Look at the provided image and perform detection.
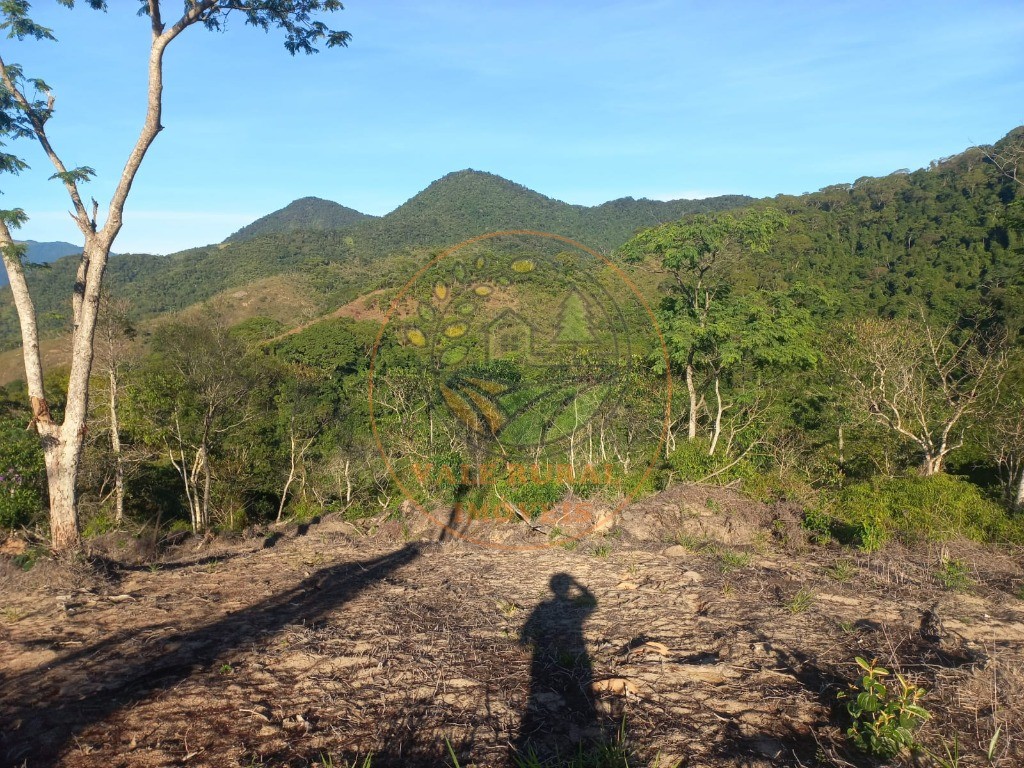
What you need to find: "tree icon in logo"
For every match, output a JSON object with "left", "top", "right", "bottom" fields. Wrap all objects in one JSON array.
[{"left": 368, "top": 230, "right": 670, "bottom": 548}]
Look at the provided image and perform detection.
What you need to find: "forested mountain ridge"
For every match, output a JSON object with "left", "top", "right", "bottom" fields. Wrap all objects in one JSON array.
[
  {"left": 755, "top": 127, "right": 1023, "bottom": 334},
  {"left": 1, "top": 131, "right": 1021, "bottom": 358},
  {"left": 344, "top": 169, "right": 753, "bottom": 255},
  {"left": 0, "top": 171, "right": 752, "bottom": 351},
  {"left": 225, "top": 196, "right": 375, "bottom": 243}
]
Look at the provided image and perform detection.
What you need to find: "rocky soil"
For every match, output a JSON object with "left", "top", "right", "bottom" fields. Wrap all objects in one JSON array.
[{"left": 2, "top": 484, "right": 1023, "bottom": 768}]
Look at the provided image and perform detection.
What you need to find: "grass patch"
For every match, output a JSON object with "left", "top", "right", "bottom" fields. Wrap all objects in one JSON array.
[
  {"left": 508, "top": 719, "right": 681, "bottom": 768},
  {"left": 715, "top": 548, "right": 752, "bottom": 573},
  {"left": 827, "top": 559, "right": 856, "bottom": 583},
  {"left": 2, "top": 606, "right": 25, "bottom": 623},
  {"left": 787, "top": 587, "right": 815, "bottom": 614},
  {"left": 671, "top": 531, "right": 708, "bottom": 550}
]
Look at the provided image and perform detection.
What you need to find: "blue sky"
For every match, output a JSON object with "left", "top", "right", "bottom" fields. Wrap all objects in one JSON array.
[{"left": 2, "top": 0, "right": 1023, "bottom": 254}]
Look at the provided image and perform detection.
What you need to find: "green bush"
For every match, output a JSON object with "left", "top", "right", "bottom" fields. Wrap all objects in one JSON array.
[
  {"left": 82, "top": 510, "right": 118, "bottom": 538},
  {"left": 743, "top": 467, "right": 817, "bottom": 505},
  {"left": 666, "top": 439, "right": 719, "bottom": 480},
  {"left": 496, "top": 479, "right": 563, "bottom": 519},
  {"left": 287, "top": 498, "right": 321, "bottom": 523},
  {"left": 801, "top": 505, "right": 834, "bottom": 544},
  {"left": 935, "top": 558, "right": 973, "bottom": 591},
  {"left": 666, "top": 440, "right": 767, "bottom": 491},
  {"left": 0, "top": 423, "right": 46, "bottom": 530},
  {"left": 818, "top": 474, "right": 1024, "bottom": 549}
]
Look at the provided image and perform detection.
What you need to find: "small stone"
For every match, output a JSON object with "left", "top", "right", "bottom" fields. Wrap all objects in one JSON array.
[
  {"left": 753, "top": 738, "right": 783, "bottom": 759},
  {"left": 663, "top": 545, "right": 688, "bottom": 557}
]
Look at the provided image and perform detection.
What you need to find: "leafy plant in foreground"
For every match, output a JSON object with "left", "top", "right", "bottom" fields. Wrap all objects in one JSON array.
[{"left": 838, "top": 656, "right": 930, "bottom": 759}]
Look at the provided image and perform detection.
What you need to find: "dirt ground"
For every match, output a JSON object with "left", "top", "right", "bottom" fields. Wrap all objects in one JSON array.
[{"left": 2, "top": 484, "right": 1023, "bottom": 768}]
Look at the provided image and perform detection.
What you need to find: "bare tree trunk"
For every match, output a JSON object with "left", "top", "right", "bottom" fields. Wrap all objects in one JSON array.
[
  {"left": 109, "top": 369, "right": 125, "bottom": 523},
  {"left": 685, "top": 362, "right": 698, "bottom": 440},
  {"left": 278, "top": 431, "right": 298, "bottom": 523},
  {"left": 278, "top": 427, "right": 316, "bottom": 522},
  {"left": 200, "top": 444, "right": 211, "bottom": 532},
  {"left": 921, "top": 453, "right": 943, "bottom": 476},
  {"left": 1, "top": 231, "right": 82, "bottom": 550},
  {"left": 709, "top": 376, "right": 724, "bottom": 455},
  {"left": 1015, "top": 471, "right": 1024, "bottom": 510},
  {"left": 43, "top": 440, "right": 80, "bottom": 553}
]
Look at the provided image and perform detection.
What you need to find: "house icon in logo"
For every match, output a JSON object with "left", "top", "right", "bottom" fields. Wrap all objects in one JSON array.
[
  {"left": 485, "top": 289, "right": 598, "bottom": 364},
  {"left": 486, "top": 309, "right": 534, "bottom": 361}
]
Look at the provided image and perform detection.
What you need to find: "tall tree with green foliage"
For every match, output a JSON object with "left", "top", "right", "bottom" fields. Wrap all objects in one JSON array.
[
  {"left": 0, "top": 1, "right": 349, "bottom": 551},
  {"left": 129, "top": 322, "right": 258, "bottom": 533},
  {"left": 621, "top": 207, "right": 789, "bottom": 449}
]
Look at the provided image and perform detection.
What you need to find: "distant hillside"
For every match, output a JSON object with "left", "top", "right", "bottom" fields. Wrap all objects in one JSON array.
[
  {"left": 0, "top": 172, "right": 753, "bottom": 350},
  {"left": 0, "top": 240, "right": 80, "bottom": 287},
  {"left": 616, "top": 127, "right": 1024, "bottom": 339},
  {"left": 345, "top": 169, "right": 752, "bottom": 256},
  {"left": 226, "top": 197, "right": 374, "bottom": 243},
  {"left": 7, "top": 127, "right": 1021, "bottom": 358}
]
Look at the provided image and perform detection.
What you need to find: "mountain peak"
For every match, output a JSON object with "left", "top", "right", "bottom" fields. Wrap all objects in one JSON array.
[{"left": 226, "top": 197, "right": 374, "bottom": 243}]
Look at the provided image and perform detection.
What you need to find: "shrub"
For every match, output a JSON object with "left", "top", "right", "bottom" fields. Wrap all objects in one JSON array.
[
  {"left": 0, "top": 422, "right": 46, "bottom": 530},
  {"left": 495, "top": 479, "right": 562, "bottom": 519},
  {"left": 801, "top": 506, "right": 833, "bottom": 544},
  {"left": 666, "top": 439, "right": 719, "bottom": 480},
  {"left": 815, "top": 474, "right": 1024, "bottom": 549},
  {"left": 82, "top": 511, "right": 118, "bottom": 538},
  {"left": 935, "top": 558, "right": 973, "bottom": 591},
  {"left": 744, "top": 467, "right": 817, "bottom": 505}
]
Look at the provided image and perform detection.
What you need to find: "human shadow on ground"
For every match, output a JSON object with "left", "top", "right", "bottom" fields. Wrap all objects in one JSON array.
[
  {"left": 0, "top": 543, "right": 421, "bottom": 766},
  {"left": 512, "top": 572, "right": 611, "bottom": 765},
  {"left": 266, "top": 572, "right": 623, "bottom": 768}
]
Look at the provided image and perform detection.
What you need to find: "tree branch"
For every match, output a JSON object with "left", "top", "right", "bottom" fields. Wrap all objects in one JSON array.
[{"left": 0, "top": 54, "right": 91, "bottom": 233}]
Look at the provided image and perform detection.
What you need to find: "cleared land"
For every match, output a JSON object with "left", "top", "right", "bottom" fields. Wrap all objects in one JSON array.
[{"left": 2, "top": 485, "right": 1023, "bottom": 767}]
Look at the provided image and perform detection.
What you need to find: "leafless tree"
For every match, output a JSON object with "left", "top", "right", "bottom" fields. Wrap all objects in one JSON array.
[
  {"left": 93, "top": 296, "right": 136, "bottom": 523},
  {"left": 840, "top": 316, "right": 1005, "bottom": 476}
]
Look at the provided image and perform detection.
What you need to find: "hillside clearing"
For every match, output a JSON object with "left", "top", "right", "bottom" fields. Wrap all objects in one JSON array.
[{"left": 2, "top": 485, "right": 1022, "bottom": 767}]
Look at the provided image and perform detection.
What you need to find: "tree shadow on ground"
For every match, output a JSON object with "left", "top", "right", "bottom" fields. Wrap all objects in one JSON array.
[
  {"left": 86, "top": 551, "right": 245, "bottom": 577},
  {"left": 0, "top": 543, "right": 421, "bottom": 766}
]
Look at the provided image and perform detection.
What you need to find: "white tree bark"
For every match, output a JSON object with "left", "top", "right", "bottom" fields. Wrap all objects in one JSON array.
[
  {"left": 709, "top": 376, "right": 725, "bottom": 455},
  {"left": 841, "top": 316, "right": 1004, "bottom": 479},
  {"left": 685, "top": 361, "right": 698, "bottom": 441},
  {"left": 0, "top": 3, "right": 214, "bottom": 551},
  {"left": 109, "top": 367, "right": 125, "bottom": 523}
]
